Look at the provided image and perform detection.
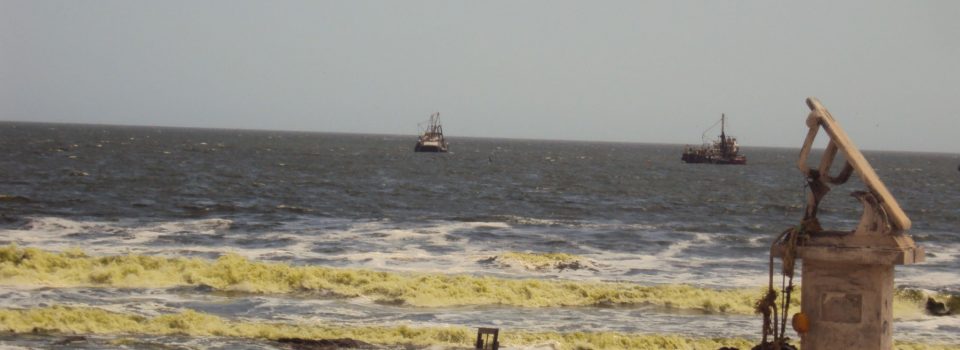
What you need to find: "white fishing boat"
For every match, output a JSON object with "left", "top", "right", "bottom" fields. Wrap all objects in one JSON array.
[{"left": 414, "top": 112, "right": 448, "bottom": 153}]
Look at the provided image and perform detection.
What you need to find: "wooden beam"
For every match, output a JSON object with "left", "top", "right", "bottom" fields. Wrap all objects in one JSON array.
[{"left": 804, "top": 97, "right": 911, "bottom": 231}]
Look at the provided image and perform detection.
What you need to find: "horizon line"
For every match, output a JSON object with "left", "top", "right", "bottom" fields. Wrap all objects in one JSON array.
[{"left": 1, "top": 119, "right": 954, "bottom": 156}]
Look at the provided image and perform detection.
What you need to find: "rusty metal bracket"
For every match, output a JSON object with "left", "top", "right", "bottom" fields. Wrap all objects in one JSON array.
[{"left": 797, "top": 97, "right": 911, "bottom": 233}]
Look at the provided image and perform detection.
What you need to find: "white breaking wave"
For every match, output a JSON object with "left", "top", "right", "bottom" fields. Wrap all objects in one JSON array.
[{"left": 2, "top": 216, "right": 956, "bottom": 291}]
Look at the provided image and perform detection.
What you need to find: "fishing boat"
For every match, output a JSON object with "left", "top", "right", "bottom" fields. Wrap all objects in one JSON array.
[
  {"left": 681, "top": 114, "right": 746, "bottom": 165},
  {"left": 414, "top": 112, "right": 448, "bottom": 152}
]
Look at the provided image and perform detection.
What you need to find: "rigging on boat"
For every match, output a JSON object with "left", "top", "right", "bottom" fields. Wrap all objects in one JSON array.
[{"left": 681, "top": 114, "right": 746, "bottom": 165}]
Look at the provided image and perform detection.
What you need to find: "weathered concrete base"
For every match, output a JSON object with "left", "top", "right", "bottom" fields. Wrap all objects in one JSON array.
[
  {"left": 771, "top": 228, "right": 924, "bottom": 350},
  {"left": 800, "top": 260, "right": 893, "bottom": 350}
]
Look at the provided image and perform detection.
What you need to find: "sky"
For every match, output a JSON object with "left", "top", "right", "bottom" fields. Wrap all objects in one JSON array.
[{"left": 1, "top": 1, "right": 958, "bottom": 153}]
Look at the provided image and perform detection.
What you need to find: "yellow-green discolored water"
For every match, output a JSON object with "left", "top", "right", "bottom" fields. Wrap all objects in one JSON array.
[
  {"left": 1, "top": 245, "right": 950, "bottom": 317},
  {"left": 498, "top": 252, "right": 590, "bottom": 270},
  {"left": 500, "top": 252, "right": 582, "bottom": 264},
  {"left": 0, "top": 245, "right": 773, "bottom": 313},
  {"left": 0, "top": 306, "right": 753, "bottom": 349},
  {"left": 0, "top": 306, "right": 956, "bottom": 350}
]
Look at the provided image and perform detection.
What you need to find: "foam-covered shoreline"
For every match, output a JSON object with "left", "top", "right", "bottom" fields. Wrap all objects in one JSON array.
[
  {"left": 0, "top": 305, "right": 756, "bottom": 349},
  {"left": 1, "top": 245, "right": 952, "bottom": 319},
  {"left": 0, "top": 245, "right": 780, "bottom": 314},
  {"left": 6, "top": 215, "right": 958, "bottom": 295},
  {"left": 0, "top": 306, "right": 956, "bottom": 350}
]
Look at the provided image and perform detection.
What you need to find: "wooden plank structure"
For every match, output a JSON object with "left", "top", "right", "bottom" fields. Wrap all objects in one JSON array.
[
  {"left": 797, "top": 97, "right": 910, "bottom": 232},
  {"left": 475, "top": 328, "right": 499, "bottom": 350}
]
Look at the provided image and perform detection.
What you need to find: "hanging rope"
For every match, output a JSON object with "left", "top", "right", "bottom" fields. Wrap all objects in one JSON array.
[
  {"left": 753, "top": 222, "right": 808, "bottom": 350},
  {"left": 701, "top": 118, "right": 724, "bottom": 144}
]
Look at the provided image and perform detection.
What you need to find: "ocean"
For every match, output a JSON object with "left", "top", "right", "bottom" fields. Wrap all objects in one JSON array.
[{"left": 0, "top": 121, "right": 958, "bottom": 349}]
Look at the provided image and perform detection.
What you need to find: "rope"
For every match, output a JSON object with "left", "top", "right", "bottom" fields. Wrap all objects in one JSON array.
[
  {"left": 756, "top": 224, "right": 806, "bottom": 349},
  {"left": 701, "top": 118, "right": 724, "bottom": 143}
]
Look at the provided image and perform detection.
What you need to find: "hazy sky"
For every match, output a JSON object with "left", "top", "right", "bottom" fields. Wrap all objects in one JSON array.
[{"left": 2, "top": 1, "right": 958, "bottom": 152}]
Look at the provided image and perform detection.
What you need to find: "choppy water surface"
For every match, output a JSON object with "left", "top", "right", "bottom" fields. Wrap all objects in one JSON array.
[{"left": 1, "top": 122, "right": 958, "bottom": 348}]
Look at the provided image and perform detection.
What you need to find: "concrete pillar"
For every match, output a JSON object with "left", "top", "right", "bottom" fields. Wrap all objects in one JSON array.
[
  {"left": 801, "top": 260, "right": 893, "bottom": 349},
  {"left": 785, "top": 229, "right": 923, "bottom": 350}
]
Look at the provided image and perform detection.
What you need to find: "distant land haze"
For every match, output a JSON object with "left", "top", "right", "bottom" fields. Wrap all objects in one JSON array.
[{"left": 1, "top": 1, "right": 958, "bottom": 153}]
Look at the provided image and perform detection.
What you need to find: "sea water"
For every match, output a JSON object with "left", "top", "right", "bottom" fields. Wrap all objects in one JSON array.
[{"left": 0, "top": 122, "right": 958, "bottom": 349}]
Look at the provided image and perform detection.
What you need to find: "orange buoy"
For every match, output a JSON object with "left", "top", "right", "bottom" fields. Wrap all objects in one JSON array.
[{"left": 792, "top": 312, "right": 809, "bottom": 335}]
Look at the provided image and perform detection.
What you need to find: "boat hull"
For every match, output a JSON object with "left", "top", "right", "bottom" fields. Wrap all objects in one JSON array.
[
  {"left": 415, "top": 142, "right": 447, "bottom": 153},
  {"left": 681, "top": 153, "right": 746, "bottom": 165}
]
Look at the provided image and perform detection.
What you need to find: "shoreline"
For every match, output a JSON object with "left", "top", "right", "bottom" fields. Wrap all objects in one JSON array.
[{"left": 0, "top": 306, "right": 956, "bottom": 350}]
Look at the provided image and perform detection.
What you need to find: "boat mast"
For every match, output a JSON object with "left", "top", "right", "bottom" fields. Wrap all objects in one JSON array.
[
  {"left": 720, "top": 113, "right": 727, "bottom": 156},
  {"left": 434, "top": 112, "right": 443, "bottom": 143}
]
